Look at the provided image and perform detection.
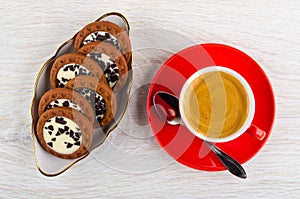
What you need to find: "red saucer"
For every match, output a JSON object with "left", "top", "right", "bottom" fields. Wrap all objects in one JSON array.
[{"left": 147, "top": 43, "right": 275, "bottom": 171}]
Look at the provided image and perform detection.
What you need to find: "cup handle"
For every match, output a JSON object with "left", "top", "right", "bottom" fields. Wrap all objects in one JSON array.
[{"left": 246, "top": 124, "right": 266, "bottom": 141}]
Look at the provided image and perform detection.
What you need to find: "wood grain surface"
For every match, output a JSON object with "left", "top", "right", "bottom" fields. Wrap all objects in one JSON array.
[{"left": 0, "top": 0, "right": 299, "bottom": 198}]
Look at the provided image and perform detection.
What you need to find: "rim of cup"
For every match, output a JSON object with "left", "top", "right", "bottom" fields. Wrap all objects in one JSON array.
[{"left": 179, "top": 66, "right": 255, "bottom": 143}]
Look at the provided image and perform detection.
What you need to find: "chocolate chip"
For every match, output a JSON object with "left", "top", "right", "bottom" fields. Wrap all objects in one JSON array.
[
  {"left": 63, "top": 67, "right": 68, "bottom": 71},
  {"left": 113, "top": 67, "right": 119, "bottom": 73},
  {"left": 74, "top": 132, "right": 79, "bottom": 138},
  {"left": 56, "top": 79, "right": 61, "bottom": 86},
  {"left": 104, "top": 68, "right": 111, "bottom": 74},
  {"left": 66, "top": 143, "right": 73, "bottom": 148},
  {"left": 96, "top": 109, "right": 105, "bottom": 115},
  {"left": 51, "top": 138, "right": 56, "bottom": 142},
  {"left": 58, "top": 83, "right": 64, "bottom": 88},
  {"left": 70, "top": 130, "right": 74, "bottom": 138},
  {"left": 47, "top": 142, "right": 53, "bottom": 147},
  {"left": 62, "top": 77, "right": 69, "bottom": 83},
  {"left": 58, "top": 127, "right": 64, "bottom": 134},
  {"left": 74, "top": 142, "right": 80, "bottom": 146},
  {"left": 55, "top": 117, "right": 67, "bottom": 125},
  {"left": 48, "top": 125, "right": 54, "bottom": 131},
  {"left": 96, "top": 33, "right": 110, "bottom": 41},
  {"left": 64, "top": 126, "right": 69, "bottom": 131},
  {"left": 96, "top": 101, "right": 106, "bottom": 110},
  {"left": 62, "top": 101, "right": 69, "bottom": 107},
  {"left": 48, "top": 131, "right": 52, "bottom": 135},
  {"left": 110, "top": 74, "right": 119, "bottom": 82},
  {"left": 70, "top": 65, "right": 75, "bottom": 71}
]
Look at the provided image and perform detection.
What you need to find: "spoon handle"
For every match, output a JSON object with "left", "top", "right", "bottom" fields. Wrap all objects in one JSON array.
[{"left": 205, "top": 142, "right": 247, "bottom": 179}]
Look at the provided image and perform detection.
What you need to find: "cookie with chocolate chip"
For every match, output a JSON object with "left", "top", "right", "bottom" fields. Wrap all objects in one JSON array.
[
  {"left": 74, "top": 21, "right": 131, "bottom": 64},
  {"left": 65, "top": 76, "right": 117, "bottom": 127},
  {"left": 36, "top": 108, "right": 93, "bottom": 159},
  {"left": 50, "top": 53, "right": 106, "bottom": 88},
  {"left": 78, "top": 41, "right": 128, "bottom": 91},
  {"left": 38, "top": 88, "right": 94, "bottom": 122}
]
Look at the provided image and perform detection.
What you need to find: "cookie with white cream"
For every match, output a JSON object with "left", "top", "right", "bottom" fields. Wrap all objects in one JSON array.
[
  {"left": 74, "top": 21, "right": 131, "bottom": 64},
  {"left": 38, "top": 88, "right": 95, "bottom": 122},
  {"left": 78, "top": 41, "right": 128, "bottom": 91},
  {"left": 50, "top": 53, "right": 106, "bottom": 88},
  {"left": 65, "top": 76, "right": 117, "bottom": 127},
  {"left": 36, "top": 108, "right": 93, "bottom": 159}
]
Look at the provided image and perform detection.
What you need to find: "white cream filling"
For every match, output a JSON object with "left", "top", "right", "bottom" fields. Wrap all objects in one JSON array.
[
  {"left": 83, "top": 31, "right": 121, "bottom": 51},
  {"left": 56, "top": 63, "right": 91, "bottom": 87},
  {"left": 43, "top": 116, "right": 82, "bottom": 155},
  {"left": 46, "top": 99, "right": 84, "bottom": 113}
]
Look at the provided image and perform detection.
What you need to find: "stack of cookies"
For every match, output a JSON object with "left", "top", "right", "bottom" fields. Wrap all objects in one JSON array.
[{"left": 36, "top": 21, "right": 131, "bottom": 159}]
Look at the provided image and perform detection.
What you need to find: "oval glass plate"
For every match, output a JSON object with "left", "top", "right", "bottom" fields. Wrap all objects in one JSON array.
[{"left": 30, "top": 12, "right": 133, "bottom": 176}]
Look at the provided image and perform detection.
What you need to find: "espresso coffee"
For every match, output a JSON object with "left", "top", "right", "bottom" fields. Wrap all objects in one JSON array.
[{"left": 183, "top": 71, "right": 249, "bottom": 139}]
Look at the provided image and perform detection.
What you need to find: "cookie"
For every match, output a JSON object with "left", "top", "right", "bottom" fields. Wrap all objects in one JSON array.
[
  {"left": 50, "top": 53, "right": 106, "bottom": 88},
  {"left": 64, "top": 76, "right": 117, "bottom": 127},
  {"left": 36, "top": 108, "right": 93, "bottom": 159},
  {"left": 38, "top": 88, "right": 95, "bottom": 122},
  {"left": 74, "top": 21, "right": 131, "bottom": 64},
  {"left": 78, "top": 41, "right": 128, "bottom": 91}
]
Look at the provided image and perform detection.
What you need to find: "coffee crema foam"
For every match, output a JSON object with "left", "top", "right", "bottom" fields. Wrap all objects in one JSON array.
[{"left": 183, "top": 71, "right": 249, "bottom": 139}]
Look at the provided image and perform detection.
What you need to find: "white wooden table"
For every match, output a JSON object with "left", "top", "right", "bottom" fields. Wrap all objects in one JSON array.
[{"left": 1, "top": 0, "right": 299, "bottom": 198}]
